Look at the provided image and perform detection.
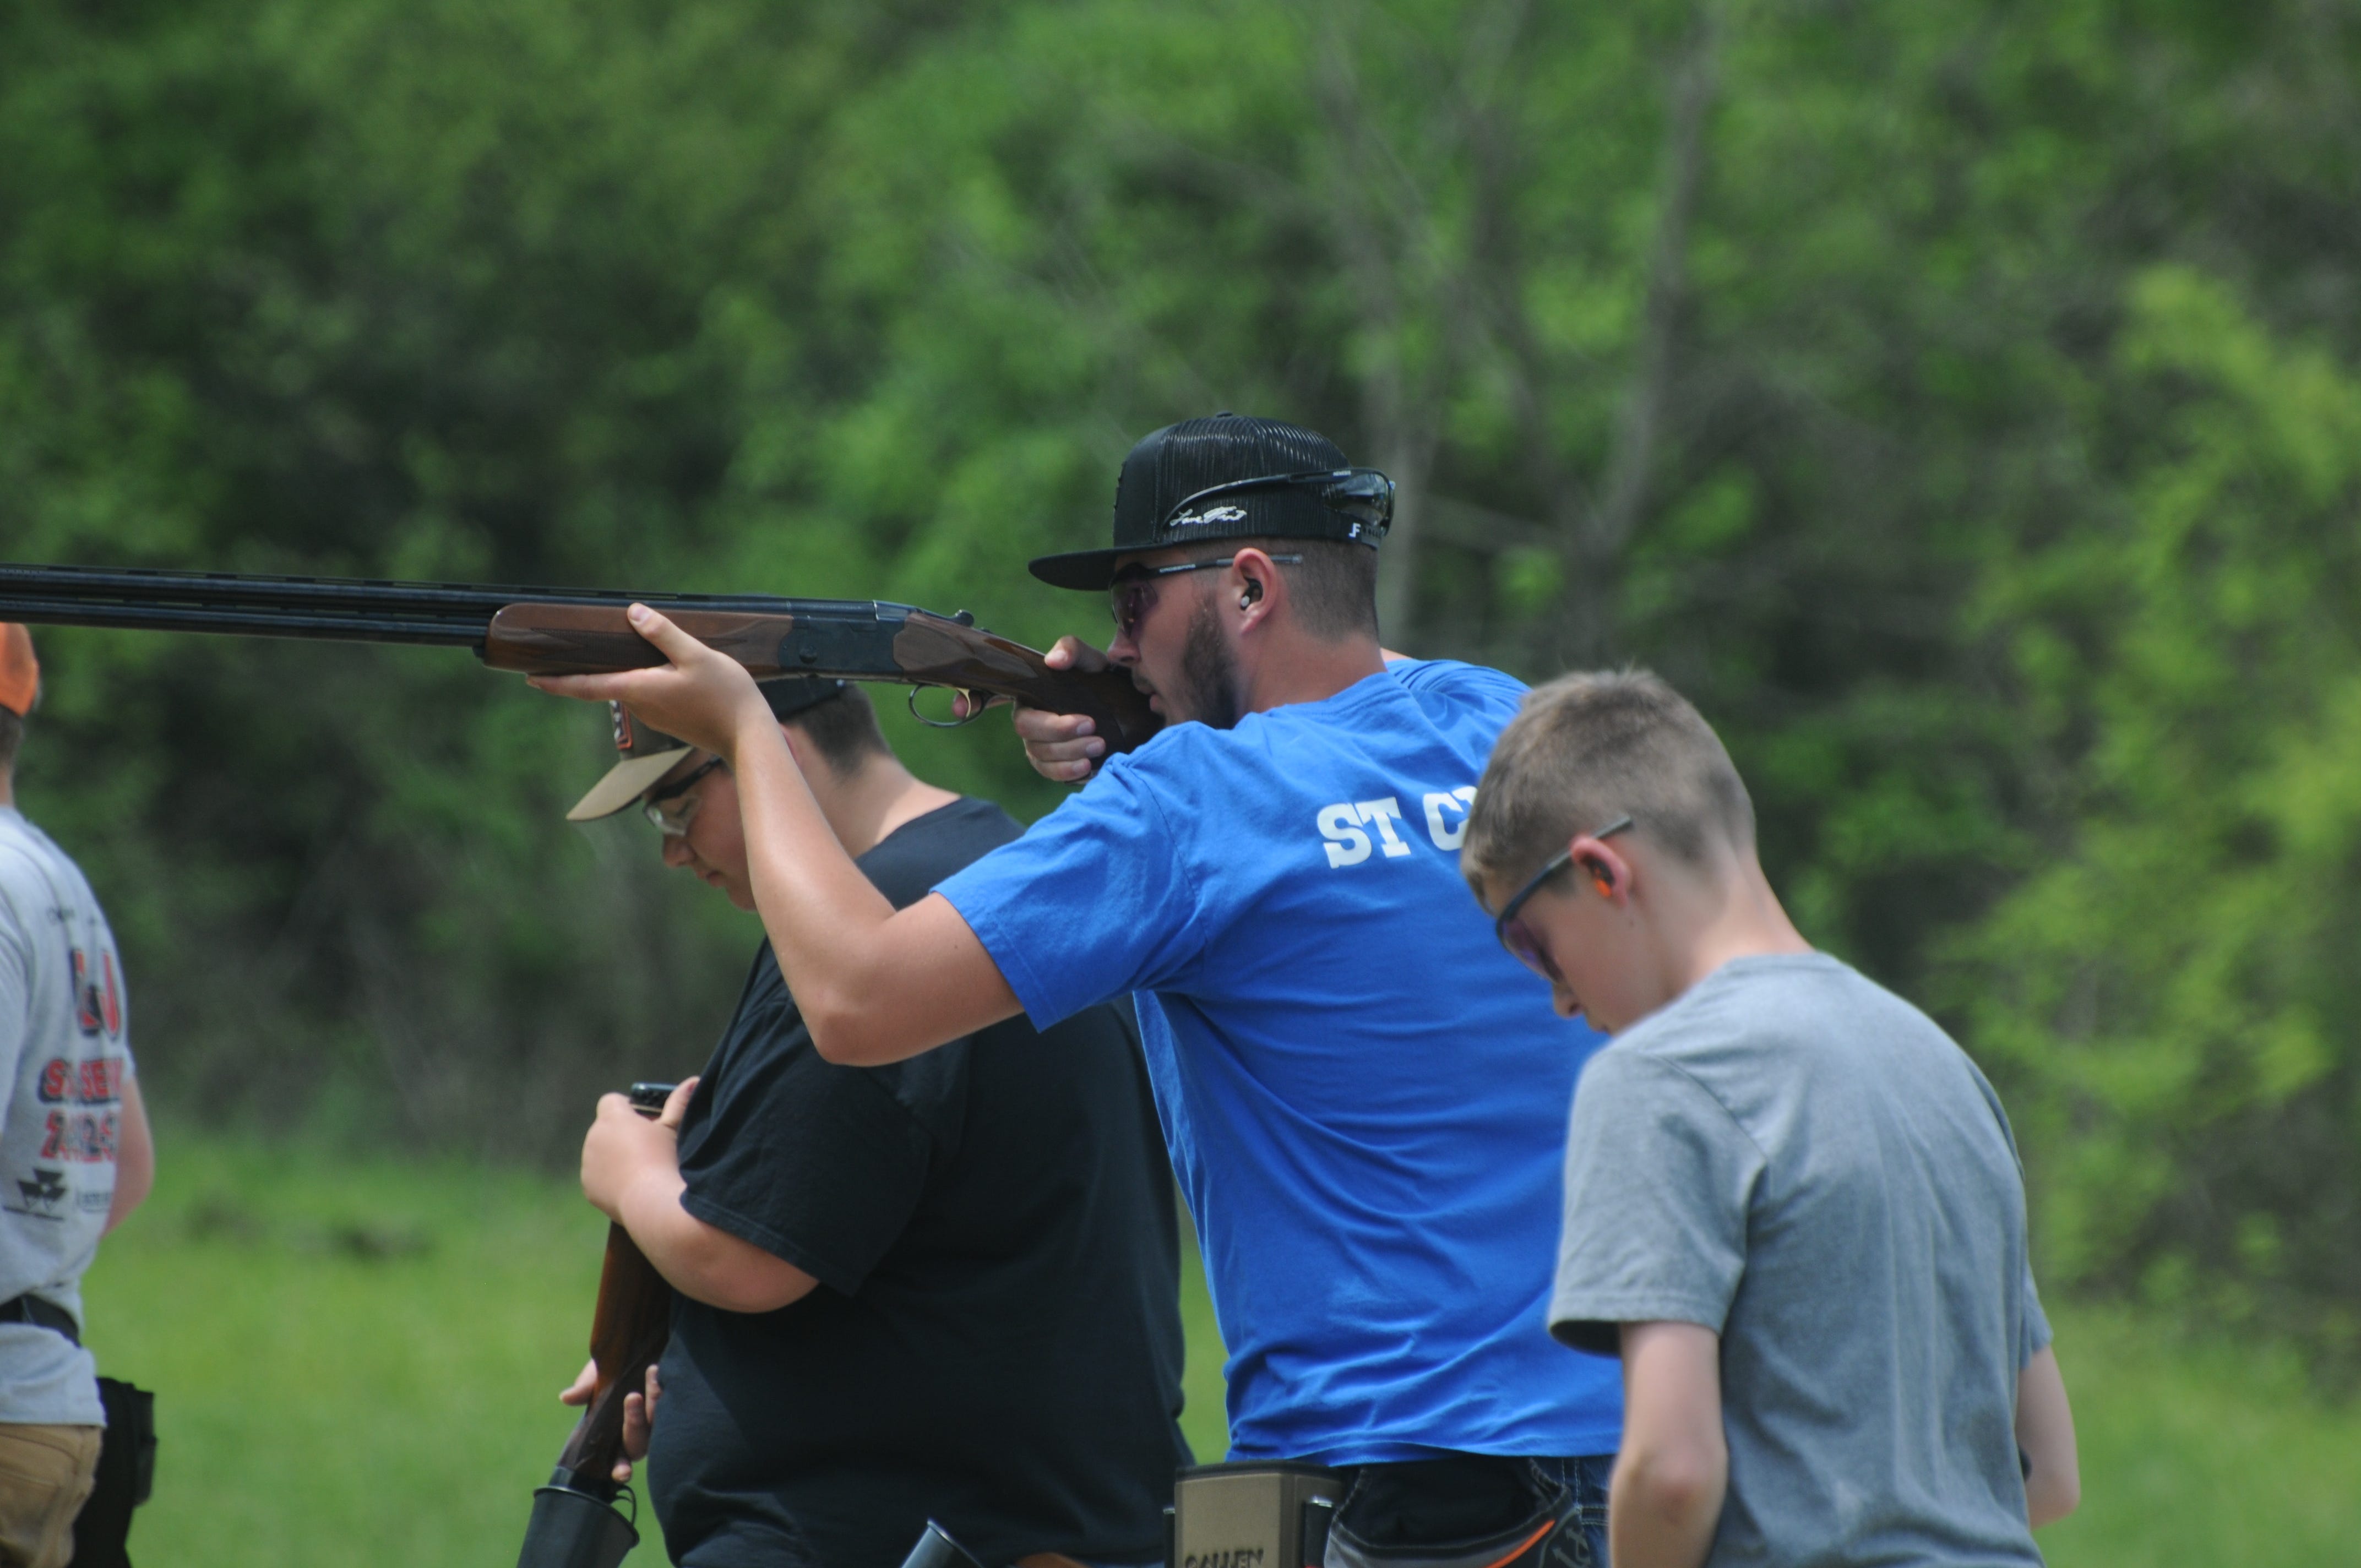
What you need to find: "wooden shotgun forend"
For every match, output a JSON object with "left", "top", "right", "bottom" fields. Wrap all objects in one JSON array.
[{"left": 483, "top": 605, "right": 800, "bottom": 677}]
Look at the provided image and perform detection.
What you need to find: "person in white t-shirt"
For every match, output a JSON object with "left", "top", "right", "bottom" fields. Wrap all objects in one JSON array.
[{"left": 0, "top": 625, "right": 154, "bottom": 1568}]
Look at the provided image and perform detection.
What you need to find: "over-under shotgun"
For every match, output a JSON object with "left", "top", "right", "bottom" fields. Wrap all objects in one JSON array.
[{"left": 0, "top": 564, "right": 1160, "bottom": 753}]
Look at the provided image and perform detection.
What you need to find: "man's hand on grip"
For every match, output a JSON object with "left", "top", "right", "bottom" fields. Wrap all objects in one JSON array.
[{"left": 1014, "top": 636, "right": 1115, "bottom": 783}]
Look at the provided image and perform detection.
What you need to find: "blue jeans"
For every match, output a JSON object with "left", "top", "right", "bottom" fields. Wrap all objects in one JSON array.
[{"left": 1533, "top": 1453, "right": 1614, "bottom": 1568}]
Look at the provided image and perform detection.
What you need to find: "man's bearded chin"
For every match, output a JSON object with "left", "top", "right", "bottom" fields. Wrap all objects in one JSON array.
[{"left": 1178, "top": 594, "right": 1245, "bottom": 731}]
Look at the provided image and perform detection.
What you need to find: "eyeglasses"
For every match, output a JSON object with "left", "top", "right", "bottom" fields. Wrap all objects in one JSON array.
[
  {"left": 1493, "top": 815, "right": 1634, "bottom": 982},
  {"left": 1108, "top": 554, "right": 1303, "bottom": 642},
  {"left": 1159, "top": 467, "right": 1396, "bottom": 537},
  {"left": 641, "top": 755, "right": 726, "bottom": 836}
]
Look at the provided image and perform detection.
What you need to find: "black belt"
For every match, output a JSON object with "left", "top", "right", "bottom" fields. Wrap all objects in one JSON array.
[{"left": 0, "top": 1294, "right": 79, "bottom": 1346}]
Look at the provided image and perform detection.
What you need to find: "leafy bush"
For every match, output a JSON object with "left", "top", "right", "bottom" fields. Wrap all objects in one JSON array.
[{"left": 1958, "top": 268, "right": 2361, "bottom": 1370}]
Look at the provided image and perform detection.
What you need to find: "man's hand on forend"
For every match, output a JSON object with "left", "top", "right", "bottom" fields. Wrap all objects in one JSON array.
[{"left": 529, "top": 605, "right": 774, "bottom": 763}]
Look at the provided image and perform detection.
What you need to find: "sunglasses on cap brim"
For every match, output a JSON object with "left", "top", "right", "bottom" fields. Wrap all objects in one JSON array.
[{"left": 1157, "top": 467, "right": 1396, "bottom": 535}]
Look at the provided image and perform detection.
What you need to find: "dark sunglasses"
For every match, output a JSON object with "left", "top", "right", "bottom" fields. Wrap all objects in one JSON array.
[
  {"left": 1493, "top": 815, "right": 1634, "bottom": 982},
  {"left": 1159, "top": 467, "right": 1396, "bottom": 537},
  {"left": 1108, "top": 553, "right": 1303, "bottom": 641}
]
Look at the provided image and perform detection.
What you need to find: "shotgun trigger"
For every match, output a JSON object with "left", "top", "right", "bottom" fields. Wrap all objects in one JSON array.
[{"left": 908, "top": 686, "right": 988, "bottom": 729}]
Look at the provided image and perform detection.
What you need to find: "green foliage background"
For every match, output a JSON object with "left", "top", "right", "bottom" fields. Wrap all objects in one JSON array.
[{"left": 5, "top": 0, "right": 2359, "bottom": 1364}]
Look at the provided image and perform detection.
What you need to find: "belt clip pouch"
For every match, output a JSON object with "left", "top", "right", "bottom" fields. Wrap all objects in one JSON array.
[
  {"left": 73, "top": 1379, "right": 158, "bottom": 1568},
  {"left": 1171, "top": 1460, "right": 1342, "bottom": 1568}
]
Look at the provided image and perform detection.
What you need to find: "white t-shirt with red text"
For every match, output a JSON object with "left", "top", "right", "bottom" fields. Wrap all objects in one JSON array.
[{"left": 0, "top": 806, "right": 132, "bottom": 1425}]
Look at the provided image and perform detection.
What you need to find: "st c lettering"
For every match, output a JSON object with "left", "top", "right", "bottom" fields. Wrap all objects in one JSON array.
[{"left": 1316, "top": 787, "right": 1476, "bottom": 867}]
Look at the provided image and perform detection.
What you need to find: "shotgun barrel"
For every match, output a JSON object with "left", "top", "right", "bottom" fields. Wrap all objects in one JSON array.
[
  {"left": 0, "top": 563, "right": 1161, "bottom": 754},
  {"left": 0, "top": 562, "right": 907, "bottom": 649}
]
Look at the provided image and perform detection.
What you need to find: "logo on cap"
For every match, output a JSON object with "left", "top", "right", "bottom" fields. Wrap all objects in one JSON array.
[{"left": 1168, "top": 504, "right": 1249, "bottom": 530}]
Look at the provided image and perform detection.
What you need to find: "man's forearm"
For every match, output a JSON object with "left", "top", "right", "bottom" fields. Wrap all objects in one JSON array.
[
  {"left": 729, "top": 707, "right": 1024, "bottom": 1065},
  {"left": 727, "top": 709, "right": 904, "bottom": 1050},
  {"left": 529, "top": 607, "right": 1020, "bottom": 1063}
]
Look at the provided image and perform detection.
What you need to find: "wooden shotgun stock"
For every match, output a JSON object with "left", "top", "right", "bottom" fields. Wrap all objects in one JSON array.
[
  {"left": 551, "top": 1222, "right": 673, "bottom": 1499},
  {"left": 515, "top": 1090, "right": 678, "bottom": 1567}
]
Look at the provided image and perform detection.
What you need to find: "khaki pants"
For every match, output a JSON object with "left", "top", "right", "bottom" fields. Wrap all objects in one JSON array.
[{"left": 0, "top": 1424, "right": 101, "bottom": 1568}]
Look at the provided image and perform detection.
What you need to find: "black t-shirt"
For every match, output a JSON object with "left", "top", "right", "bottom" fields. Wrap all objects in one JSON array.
[{"left": 647, "top": 797, "right": 1190, "bottom": 1568}]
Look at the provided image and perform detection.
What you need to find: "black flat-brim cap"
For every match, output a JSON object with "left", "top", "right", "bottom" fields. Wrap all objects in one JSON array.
[{"left": 1029, "top": 413, "right": 1381, "bottom": 591}]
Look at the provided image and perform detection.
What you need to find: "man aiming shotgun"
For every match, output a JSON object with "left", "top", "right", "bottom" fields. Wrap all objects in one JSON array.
[{"left": 531, "top": 415, "right": 1628, "bottom": 1568}]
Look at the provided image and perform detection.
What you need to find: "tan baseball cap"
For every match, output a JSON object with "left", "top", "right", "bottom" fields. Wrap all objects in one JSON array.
[
  {"left": 563, "top": 679, "right": 852, "bottom": 822},
  {"left": 565, "top": 704, "right": 695, "bottom": 821},
  {"left": 0, "top": 625, "right": 38, "bottom": 718}
]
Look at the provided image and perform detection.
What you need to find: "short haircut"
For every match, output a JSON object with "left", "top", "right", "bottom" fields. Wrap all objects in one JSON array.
[
  {"left": 788, "top": 685, "right": 891, "bottom": 775},
  {"left": 1461, "top": 668, "right": 1755, "bottom": 895},
  {"left": 1199, "top": 536, "right": 1380, "bottom": 641},
  {"left": 0, "top": 709, "right": 19, "bottom": 772}
]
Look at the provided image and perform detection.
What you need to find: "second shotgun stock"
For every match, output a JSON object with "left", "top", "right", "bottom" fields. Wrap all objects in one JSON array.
[
  {"left": 483, "top": 603, "right": 1161, "bottom": 755},
  {"left": 552, "top": 1222, "right": 673, "bottom": 1498}
]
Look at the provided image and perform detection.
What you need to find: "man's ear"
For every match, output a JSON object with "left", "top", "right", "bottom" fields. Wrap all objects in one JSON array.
[{"left": 1227, "top": 548, "right": 1283, "bottom": 629}]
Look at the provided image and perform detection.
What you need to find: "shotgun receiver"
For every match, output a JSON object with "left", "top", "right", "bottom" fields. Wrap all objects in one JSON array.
[{"left": 0, "top": 563, "right": 1160, "bottom": 754}]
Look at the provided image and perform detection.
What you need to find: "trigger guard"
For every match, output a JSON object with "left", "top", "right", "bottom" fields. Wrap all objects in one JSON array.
[{"left": 908, "top": 685, "right": 988, "bottom": 730}]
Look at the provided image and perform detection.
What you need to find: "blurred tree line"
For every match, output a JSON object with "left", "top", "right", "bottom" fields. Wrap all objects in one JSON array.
[{"left": 4, "top": 0, "right": 2357, "bottom": 1363}]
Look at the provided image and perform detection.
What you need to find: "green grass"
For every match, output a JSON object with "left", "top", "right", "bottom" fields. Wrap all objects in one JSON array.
[
  {"left": 2031, "top": 1305, "right": 2361, "bottom": 1566},
  {"left": 79, "top": 1133, "right": 2361, "bottom": 1564},
  {"left": 83, "top": 1140, "right": 607, "bottom": 1565}
]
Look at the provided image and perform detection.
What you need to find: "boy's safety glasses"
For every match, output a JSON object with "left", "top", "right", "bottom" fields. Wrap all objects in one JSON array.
[
  {"left": 642, "top": 754, "right": 726, "bottom": 836},
  {"left": 1493, "top": 815, "right": 1634, "bottom": 981},
  {"left": 1108, "top": 554, "right": 1302, "bottom": 642}
]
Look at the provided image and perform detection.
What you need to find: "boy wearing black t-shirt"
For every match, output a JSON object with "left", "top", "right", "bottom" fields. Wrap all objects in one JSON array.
[{"left": 561, "top": 679, "right": 1188, "bottom": 1568}]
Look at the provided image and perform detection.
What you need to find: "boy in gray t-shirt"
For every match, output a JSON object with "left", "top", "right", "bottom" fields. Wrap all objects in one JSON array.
[{"left": 1463, "top": 670, "right": 2077, "bottom": 1568}]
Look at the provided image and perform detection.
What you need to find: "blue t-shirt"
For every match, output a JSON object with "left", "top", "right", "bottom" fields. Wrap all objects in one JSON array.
[{"left": 937, "top": 660, "right": 1622, "bottom": 1464}]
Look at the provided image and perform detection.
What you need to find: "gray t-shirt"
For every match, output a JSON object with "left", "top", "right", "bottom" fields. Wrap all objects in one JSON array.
[
  {"left": 1551, "top": 952, "right": 2047, "bottom": 1567},
  {"left": 0, "top": 807, "right": 133, "bottom": 1426}
]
